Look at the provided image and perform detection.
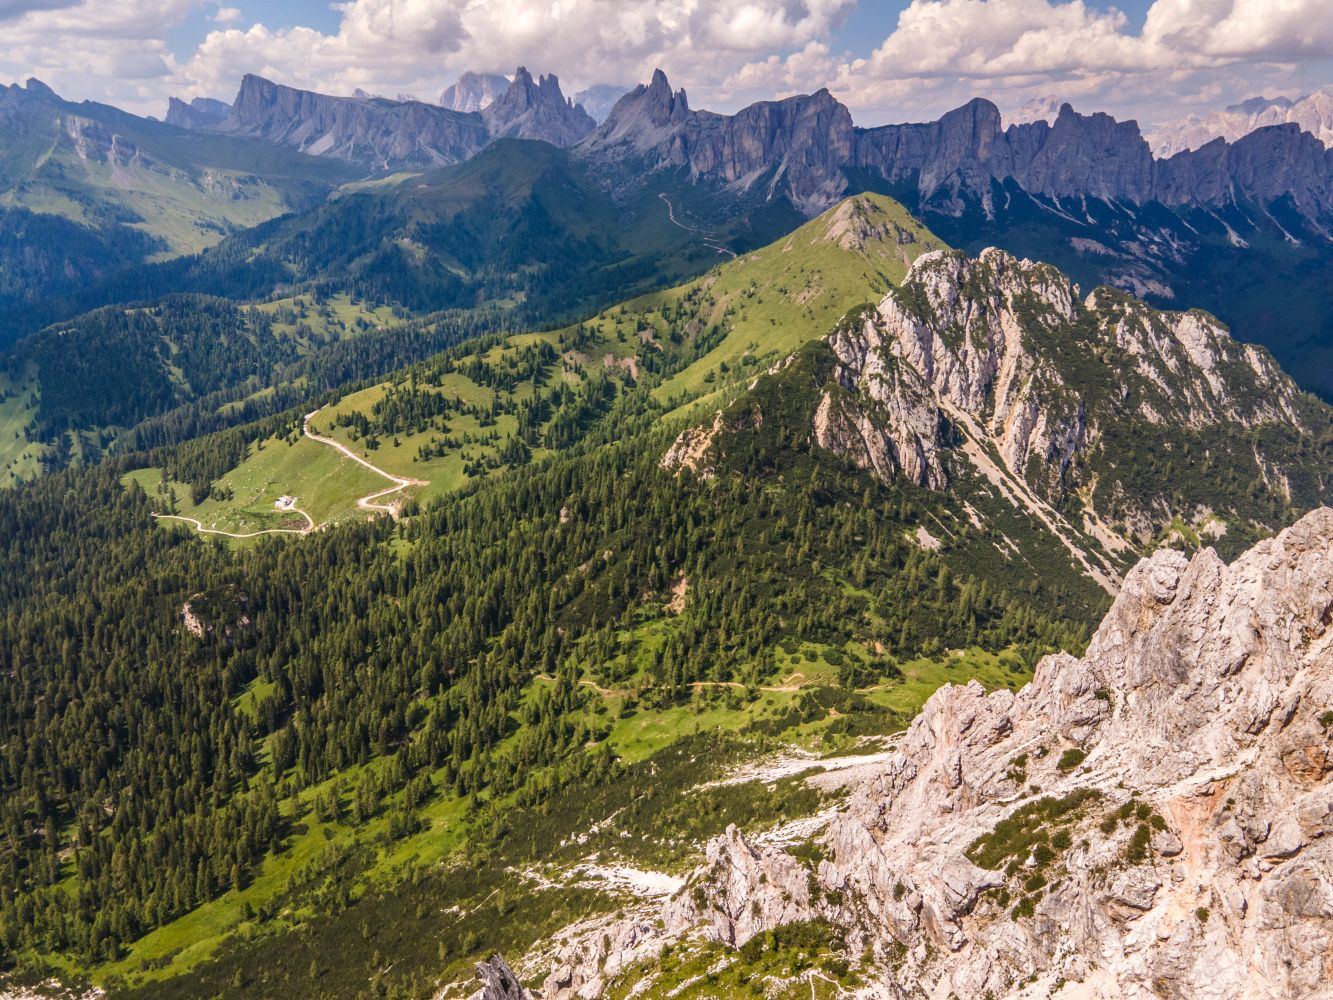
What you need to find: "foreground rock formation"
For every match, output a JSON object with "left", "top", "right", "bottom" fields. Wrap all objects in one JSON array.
[{"left": 538, "top": 508, "right": 1333, "bottom": 998}]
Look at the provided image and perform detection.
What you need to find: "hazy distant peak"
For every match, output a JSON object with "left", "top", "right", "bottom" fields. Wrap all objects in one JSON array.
[{"left": 440, "top": 70, "right": 509, "bottom": 113}]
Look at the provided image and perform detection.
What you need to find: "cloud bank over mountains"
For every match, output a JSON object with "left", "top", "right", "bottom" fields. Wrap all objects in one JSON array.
[{"left": 1, "top": 0, "right": 1332, "bottom": 129}]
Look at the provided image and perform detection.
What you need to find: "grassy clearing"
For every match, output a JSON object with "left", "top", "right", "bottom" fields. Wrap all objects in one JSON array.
[
  {"left": 309, "top": 372, "right": 532, "bottom": 505},
  {"left": 863, "top": 647, "right": 1029, "bottom": 718},
  {"left": 0, "top": 367, "right": 43, "bottom": 485},
  {"left": 251, "top": 293, "right": 401, "bottom": 347},
  {"left": 124, "top": 432, "right": 387, "bottom": 536}
]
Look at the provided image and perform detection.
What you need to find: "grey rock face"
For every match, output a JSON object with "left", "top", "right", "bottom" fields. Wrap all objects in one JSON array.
[
  {"left": 579, "top": 70, "right": 1333, "bottom": 229},
  {"left": 482, "top": 67, "right": 594, "bottom": 147},
  {"left": 581, "top": 69, "right": 691, "bottom": 157},
  {"left": 667, "top": 244, "right": 1315, "bottom": 566},
  {"left": 221, "top": 74, "right": 490, "bottom": 172},
  {"left": 441, "top": 71, "right": 510, "bottom": 113},
  {"left": 220, "top": 69, "right": 591, "bottom": 172},
  {"left": 470, "top": 953, "right": 530, "bottom": 1000},
  {"left": 663, "top": 825, "right": 813, "bottom": 948},
  {"left": 164, "top": 96, "right": 230, "bottom": 130},
  {"left": 541, "top": 508, "right": 1333, "bottom": 998},
  {"left": 1155, "top": 124, "right": 1333, "bottom": 226},
  {"left": 582, "top": 72, "right": 851, "bottom": 214}
]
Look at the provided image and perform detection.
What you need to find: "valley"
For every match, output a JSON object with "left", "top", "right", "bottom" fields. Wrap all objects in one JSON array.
[{"left": 0, "top": 47, "right": 1331, "bottom": 1000}]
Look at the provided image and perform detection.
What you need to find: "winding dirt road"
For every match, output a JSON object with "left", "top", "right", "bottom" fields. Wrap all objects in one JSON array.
[
  {"left": 659, "top": 193, "right": 739, "bottom": 259},
  {"left": 153, "top": 509, "right": 315, "bottom": 539},
  {"left": 301, "top": 409, "right": 427, "bottom": 515},
  {"left": 154, "top": 408, "right": 427, "bottom": 538}
]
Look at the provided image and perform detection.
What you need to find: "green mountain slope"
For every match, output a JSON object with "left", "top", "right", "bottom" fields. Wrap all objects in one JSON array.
[
  {"left": 121, "top": 194, "right": 939, "bottom": 529},
  {"left": 0, "top": 80, "right": 358, "bottom": 348},
  {"left": 665, "top": 245, "right": 1332, "bottom": 576},
  {"left": 1, "top": 137, "right": 807, "bottom": 349}
]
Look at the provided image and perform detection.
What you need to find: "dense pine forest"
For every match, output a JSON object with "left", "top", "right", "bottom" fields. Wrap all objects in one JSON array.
[{"left": 0, "top": 363, "right": 1096, "bottom": 992}]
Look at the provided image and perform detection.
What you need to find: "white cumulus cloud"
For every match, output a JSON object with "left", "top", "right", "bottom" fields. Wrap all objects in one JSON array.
[{"left": 2, "top": 1, "right": 1333, "bottom": 130}]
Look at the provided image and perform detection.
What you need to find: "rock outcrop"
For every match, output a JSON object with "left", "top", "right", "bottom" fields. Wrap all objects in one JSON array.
[
  {"left": 481, "top": 67, "right": 594, "bottom": 147},
  {"left": 582, "top": 74, "right": 852, "bottom": 214},
  {"left": 468, "top": 954, "right": 531, "bottom": 1000},
  {"left": 580, "top": 69, "right": 691, "bottom": 157},
  {"left": 542, "top": 508, "right": 1333, "bottom": 998},
  {"left": 164, "top": 96, "right": 230, "bottom": 130}
]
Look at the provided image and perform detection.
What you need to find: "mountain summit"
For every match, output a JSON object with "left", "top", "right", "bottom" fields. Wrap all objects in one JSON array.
[{"left": 481, "top": 66, "right": 594, "bottom": 145}]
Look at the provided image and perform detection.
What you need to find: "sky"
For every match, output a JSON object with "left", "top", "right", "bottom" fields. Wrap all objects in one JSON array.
[{"left": 2, "top": 0, "right": 1332, "bottom": 131}]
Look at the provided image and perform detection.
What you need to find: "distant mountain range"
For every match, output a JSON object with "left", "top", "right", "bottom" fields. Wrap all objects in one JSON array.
[
  {"left": 572, "top": 83, "right": 630, "bottom": 124},
  {"left": 1149, "top": 89, "right": 1333, "bottom": 156},
  {"left": 189, "top": 67, "right": 594, "bottom": 172},
  {"left": 5, "top": 67, "right": 1333, "bottom": 395}
]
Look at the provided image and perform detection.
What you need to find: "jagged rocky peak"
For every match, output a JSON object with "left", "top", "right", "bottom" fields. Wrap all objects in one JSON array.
[
  {"left": 1016, "top": 102, "right": 1155, "bottom": 202},
  {"left": 227, "top": 73, "right": 293, "bottom": 122},
  {"left": 540, "top": 508, "right": 1333, "bottom": 998},
  {"left": 23, "top": 77, "right": 58, "bottom": 100},
  {"left": 165, "top": 95, "right": 231, "bottom": 130},
  {"left": 0, "top": 77, "right": 60, "bottom": 106},
  {"left": 441, "top": 70, "right": 510, "bottom": 112},
  {"left": 583, "top": 68, "right": 690, "bottom": 151},
  {"left": 583, "top": 71, "right": 853, "bottom": 213},
  {"left": 481, "top": 66, "right": 595, "bottom": 146}
]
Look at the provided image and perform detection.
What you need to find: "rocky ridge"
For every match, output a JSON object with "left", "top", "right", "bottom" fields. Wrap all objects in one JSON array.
[
  {"left": 212, "top": 68, "right": 591, "bottom": 172},
  {"left": 219, "top": 75, "right": 490, "bottom": 171},
  {"left": 167, "top": 67, "right": 1333, "bottom": 239},
  {"left": 531, "top": 507, "right": 1333, "bottom": 998},
  {"left": 577, "top": 71, "right": 1333, "bottom": 234},
  {"left": 665, "top": 244, "right": 1327, "bottom": 575},
  {"left": 164, "top": 96, "right": 230, "bottom": 130},
  {"left": 481, "top": 67, "right": 594, "bottom": 146}
]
